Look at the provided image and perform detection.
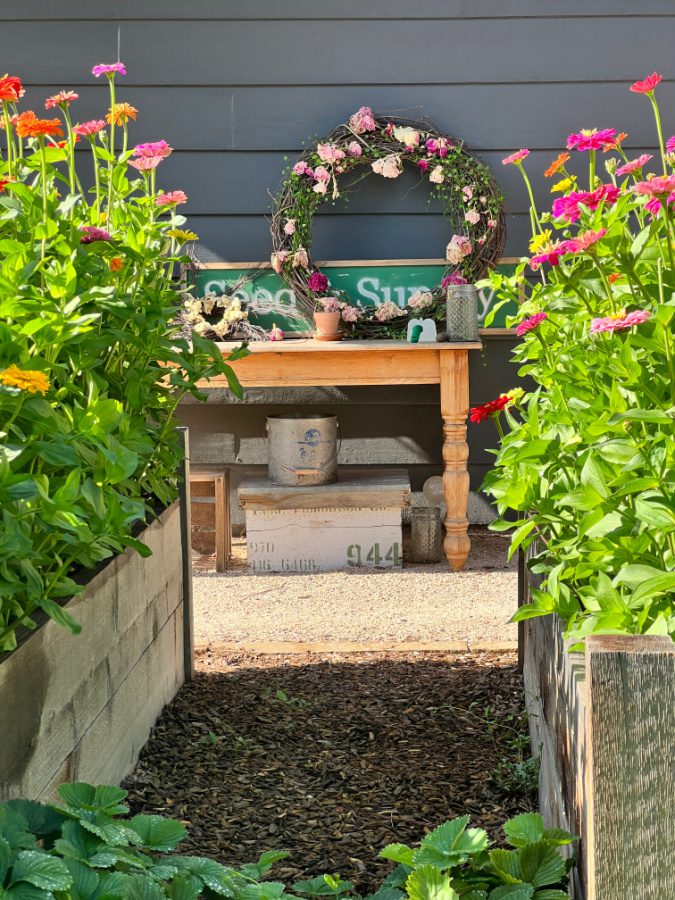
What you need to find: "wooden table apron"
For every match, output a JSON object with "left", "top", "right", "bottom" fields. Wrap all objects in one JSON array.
[{"left": 199, "top": 340, "right": 482, "bottom": 572}]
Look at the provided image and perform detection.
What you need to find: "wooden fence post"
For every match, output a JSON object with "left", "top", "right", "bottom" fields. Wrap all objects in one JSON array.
[
  {"left": 175, "top": 426, "right": 195, "bottom": 682},
  {"left": 585, "top": 634, "right": 675, "bottom": 899}
]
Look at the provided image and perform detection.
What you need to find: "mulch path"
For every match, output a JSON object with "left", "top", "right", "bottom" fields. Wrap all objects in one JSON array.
[{"left": 123, "top": 650, "right": 533, "bottom": 893}]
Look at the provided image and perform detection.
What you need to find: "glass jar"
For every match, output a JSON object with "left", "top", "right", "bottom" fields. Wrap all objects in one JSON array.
[
  {"left": 410, "top": 507, "right": 443, "bottom": 563},
  {"left": 446, "top": 284, "right": 480, "bottom": 341}
]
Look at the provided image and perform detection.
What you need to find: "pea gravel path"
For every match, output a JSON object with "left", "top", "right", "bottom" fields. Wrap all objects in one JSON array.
[{"left": 193, "top": 528, "right": 518, "bottom": 646}]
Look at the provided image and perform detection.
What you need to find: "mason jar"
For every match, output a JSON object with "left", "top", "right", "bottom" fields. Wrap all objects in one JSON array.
[{"left": 446, "top": 284, "right": 480, "bottom": 341}]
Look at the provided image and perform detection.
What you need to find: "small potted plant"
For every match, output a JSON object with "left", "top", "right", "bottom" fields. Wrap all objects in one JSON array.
[{"left": 313, "top": 296, "right": 343, "bottom": 340}]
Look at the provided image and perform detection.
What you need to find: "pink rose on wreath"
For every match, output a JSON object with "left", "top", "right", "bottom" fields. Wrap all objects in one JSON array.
[
  {"left": 270, "top": 251, "right": 288, "bottom": 274},
  {"left": 407, "top": 290, "right": 433, "bottom": 311},
  {"left": 347, "top": 141, "right": 363, "bottom": 157},
  {"left": 372, "top": 154, "right": 402, "bottom": 179},
  {"left": 313, "top": 182, "right": 328, "bottom": 195},
  {"left": 317, "top": 142, "right": 346, "bottom": 164},
  {"left": 308, "top": 271, "right": 329, "bottom": 293},
  {"left": 349, "top": 106, "right": 376, "bottom": 134},
  {"left": 487, "top": 218, "right": 497, "bottom": 228},
  {"left": 284, "top": 219, "right": 296, "bottom": 235},
  {"left": 446, "top": 234, "right": 472, "bottom": 264},
  {"left": 293, "top": 160, "right": 312, "bottom": 176},
  {"left": 462, "top": 186, "right": 474, "bottom": 202},
  {"left": 441, "top": 272, "right": 468, "bottom": 288},
  {"left": 465, "top": 209, "right": 481, "bottom": 225},
  {"left": 429, "top": 165, "right": 445, "bottom": 184},
  {"left": 340, "top": 304, "right": 361, "bottom": 323},
  {"left": 373, "top": 300, "right": 403, "bottom": 322},
  {"left": 293, "top": 248, "right": 309, "bottom": 268},
  {"left": 313, "top": 165, "right": 331, "bottom": 183}
]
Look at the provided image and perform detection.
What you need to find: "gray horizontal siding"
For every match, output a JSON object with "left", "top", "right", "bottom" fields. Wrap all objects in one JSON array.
[{"left": 2, "top": 19, "right": 675, "bottom": 85}]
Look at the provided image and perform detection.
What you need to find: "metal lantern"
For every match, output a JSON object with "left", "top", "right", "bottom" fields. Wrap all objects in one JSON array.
[
  {"left": 410, "top": 506, "right": 443, "bottom": 564},
  {"left": 446, "top": 284, "right": 480, "bottom": 341}
]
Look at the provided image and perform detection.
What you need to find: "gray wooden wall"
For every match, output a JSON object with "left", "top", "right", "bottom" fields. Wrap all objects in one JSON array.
[{"left": 2, "top": 2, "right": 673, "bottom": 515}]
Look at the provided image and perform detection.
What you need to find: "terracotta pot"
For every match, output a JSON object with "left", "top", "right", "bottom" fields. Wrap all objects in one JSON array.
[{"left": 313, "top": 310, "right": 342, "bottom": 341}]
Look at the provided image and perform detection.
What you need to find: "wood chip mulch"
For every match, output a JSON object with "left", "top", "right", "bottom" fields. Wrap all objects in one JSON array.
[{"left": 123, "top": 651, "right": 533, "bottom": 893}]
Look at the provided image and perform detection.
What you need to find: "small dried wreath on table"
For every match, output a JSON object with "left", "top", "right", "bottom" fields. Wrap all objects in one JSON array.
[{"left": 270, "top": 106, "right": 506, "bottom": 336}]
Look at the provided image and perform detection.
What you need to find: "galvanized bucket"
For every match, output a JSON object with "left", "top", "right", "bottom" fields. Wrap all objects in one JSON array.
[{"left": 266, "top": 413, "right": 339, "bottom": 486}]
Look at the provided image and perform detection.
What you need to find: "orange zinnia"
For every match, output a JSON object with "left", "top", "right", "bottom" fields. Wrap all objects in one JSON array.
[
  {"left": 0, "top": 75, "right": 24, "bottom": 102},
  {"left": 106, "top": 102, "right": 138, "bottom": 125},
  {"left": 109, "top": 257, "right": 123, "bottom": 272},
  {"left": 14, "top": 110, "right": 63, "bottom": 139},
  {"left": 544, "top": 152, "right": 570, "bottom": 178},
  {"left": 603, "top": 131, "right": 628, "bottom": 152}
]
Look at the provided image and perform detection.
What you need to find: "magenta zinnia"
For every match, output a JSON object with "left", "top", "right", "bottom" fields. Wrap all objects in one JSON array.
[
  {"left": 566, "top": 128, "right": 617, "bottom": 152},
  {"left": 80, "top": 226, "right": 112, "bottom": 244},
  {"left": 552, "top": 184, "right": 620, "bottom": 223},
  {"left": 133, "top": 140, "right": 173, "bottom": 159},
  {"left": 516, "top": 312, "right": 548, "bottom": 337},
  {"left": 630, "top": 72, "right": 662, "bottom": 95},
  {"left": 92, "top": 62, "right": 127, "bottom": 77},
  {"left": 590, "top": 310, "right": 652, "bottom": 334}
]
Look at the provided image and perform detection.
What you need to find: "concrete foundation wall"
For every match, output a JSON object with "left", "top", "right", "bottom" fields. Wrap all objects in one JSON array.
[{"left": 0, "top": 502, "right": 185, "bottom": 801}]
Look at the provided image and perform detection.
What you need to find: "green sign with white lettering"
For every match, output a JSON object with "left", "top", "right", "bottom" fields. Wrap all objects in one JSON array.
[{"left": 192, "top": 260, "right": 518, "bottom": 332}]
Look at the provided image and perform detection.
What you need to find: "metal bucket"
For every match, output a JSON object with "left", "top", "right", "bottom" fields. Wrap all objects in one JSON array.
[{"left": 266, "top": 413, "right": 339, "bottom": 486}]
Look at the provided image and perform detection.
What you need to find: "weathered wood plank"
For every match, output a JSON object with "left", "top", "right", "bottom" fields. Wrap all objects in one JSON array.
[
  {"left": 239, "top": 468, "right": 411, "bottom": 510},
  {"left": 585, "top": 635, "right": 675, "bottom": 900}
]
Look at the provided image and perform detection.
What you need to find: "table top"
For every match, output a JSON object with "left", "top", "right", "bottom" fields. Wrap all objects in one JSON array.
[{"left": 217, "top": 338, "right": 482, "bottom": 353}]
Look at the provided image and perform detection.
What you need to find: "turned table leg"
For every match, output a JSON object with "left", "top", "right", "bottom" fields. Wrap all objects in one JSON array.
[{"left": 439, "top": 351, "right": 471, "bottom": 571}]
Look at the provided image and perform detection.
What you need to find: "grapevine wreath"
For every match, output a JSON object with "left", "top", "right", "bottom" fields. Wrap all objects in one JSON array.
[{"left": 270, "top": 107, "right": 506, "bottom": 335}]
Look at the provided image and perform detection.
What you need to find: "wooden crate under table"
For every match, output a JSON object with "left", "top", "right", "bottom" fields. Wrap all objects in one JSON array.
[
  {"left": 189, "top": 464, "right": 231, "bottom": 572},
  {"left": 239, "top": 468, "right": 410, "bottom": 573}
]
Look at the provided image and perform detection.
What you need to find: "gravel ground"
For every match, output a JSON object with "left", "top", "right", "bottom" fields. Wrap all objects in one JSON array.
[
  {"left": 124, "top": 649, "right": 531, "bottom": 892},
  {"left": 193, "top": 528, "right": 518, "bottom": 646}
]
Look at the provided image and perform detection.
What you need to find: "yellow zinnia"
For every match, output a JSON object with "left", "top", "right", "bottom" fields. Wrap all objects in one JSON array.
[
  {"left": 551, "top": 177, "right": 574, "bottom": 194},
  {"left": 506, "top": 387, "right": 524, "bottom": 403},
  {"left": 0, "top": 365, "right": 49, "bottom": 394},
  {"left": 167, "top": 228, "right": 199, "bottom": 243},
  {"left": 106, "top": 102, "right": 138, "bottom": 125},
  {"left": 529, "top": 230, "right": 552, "bottom": 254}
]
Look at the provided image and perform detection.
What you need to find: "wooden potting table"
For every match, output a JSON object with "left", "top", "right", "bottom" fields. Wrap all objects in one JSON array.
[{"left": 201, "top": 339, "right": 482, "bottom": 571}]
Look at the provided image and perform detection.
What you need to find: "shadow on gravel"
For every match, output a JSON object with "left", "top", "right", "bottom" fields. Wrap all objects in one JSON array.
[{"left": 123, "top": 652, "right": 533, "bottom": 892}]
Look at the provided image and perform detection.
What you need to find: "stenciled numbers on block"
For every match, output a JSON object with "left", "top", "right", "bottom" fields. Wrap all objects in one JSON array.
[{"left": 346, "top": 542, "right": 401, "bottom": 567}]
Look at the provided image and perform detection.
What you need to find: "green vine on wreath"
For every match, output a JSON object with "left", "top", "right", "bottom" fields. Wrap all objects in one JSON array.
[{"left": 270, "top": 107, "right": 506, "bottom": 334}]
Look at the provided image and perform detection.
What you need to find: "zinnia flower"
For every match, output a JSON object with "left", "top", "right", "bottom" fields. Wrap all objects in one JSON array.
[
  {"left": 565, "top": 228, "right": 607, "bottom": 253},
  {"left": 470, "top": 395, "right": 510, "bottom": 423},
  {"left": 106, "top": 102, "right": 138, "bottom": 125},
  {"left": 529, "top": 243, "right": 570, "bottom": 268},
  {"left": 630, "top": 72, "right": 662, "bottom": 95},
  {"left": 128, "top": 156, "right": 163, "bottom": 171},
  {"left": 133, "top": 140, "right": 172, "bottom": 158},
  {"left": 156, "top": 190, "right": 188, "bottom": 206},
  {"left": 502, "top": 149, "right": 530, "bottom": 165},
  {"left": 0, "top": 75, "right": 24, "bottom": 102},
  {"left": 544, "top": 152, "right": 570, "bottom": 177},
  {"left": 567, "top": 128, "right": 617, "bottom": 152},
  {"left": 551, "top": 177, "right": 575, "bottom": 194},
  {"left": 14, "top": 111, "right": 63, "bottom": 138},
  {"left": 45, "top": 90, "right": 78, "bottom": 110},
  {"left": 0, "top": 177, "right": 9, "bottom": 192},
  {"left": 633, "top": 174, "right": 675, "bottom": 198},
  {"left": 347, "top": 141, "right": 362, "bottom": 157},
  {"left": 615, "top": 154, "right": 652, "bottom": 176},
  {"left": 308, "top": 271, "right": 329, "bottom": 293},
  {"left": 551, "top": 184, "right": 620, "bottom": 223},
  {"left": 348, "top": 106, "right": 376, "bottom": 134},
  {"left": 666, "top": 136, "right": 675, "bottom": 154},
  {"left": 109, "top": 257, "right": 123, "bottom": 272},
  {"left": 92, "top": 62, "right": 127, "bottom": 77},
  {"left": 80, "top": 226, "right": 112, "bottom": 243},
  {"left": 73, "top": 119, "right": 107, "bottom": 137},
  {"left": 0, "top": 365, "right": 49, "bottom": 394},
  {"left": 590, "top": 309, "right": 651, "bottom": 334},
  {"left": 603, "top": 132, "right": 628, "bottom": 152},
  {"left": 516, "top": 312, "right": 548, "bottom": 337},
  {"left": 167, "top": 228, "right": 198, "bottom": 242}
]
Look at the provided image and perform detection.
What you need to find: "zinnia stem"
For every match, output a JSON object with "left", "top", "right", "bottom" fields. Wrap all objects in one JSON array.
[
  {"left": 2, "top": 102, "right": 13, "bottom": 177},
  {"left": 589, "top": 149, "right": 596, "bottom": 190},
  {"left": 517, "top": 163, "right": 541, "bottom": 234},
  {"left": 90, "top": 137, "right": 101, "bottom": 218},
  {"left": 38, "top": 137, "right": 48, "bottom": 261},
  {"left": 649, "top": 94, "right": 668, "bottom": 174}
]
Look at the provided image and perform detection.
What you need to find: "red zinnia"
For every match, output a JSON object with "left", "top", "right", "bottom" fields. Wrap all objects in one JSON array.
[
  {"left": 0, "top": 75, "right": 24, "bottom": 102},
  {"left": 630, "top": 72, "right": 662, "bottom": 95},
  {"left": 0, "top": 177, "right": 9, "bottom": 192},
  {"left": 470, "top": 395, "right": 510, "bottom": 424}
]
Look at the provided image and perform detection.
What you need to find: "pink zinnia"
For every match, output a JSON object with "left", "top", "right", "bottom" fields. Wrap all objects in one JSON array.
[
  {"left": 590, "top": 309, "right": 651, "bottom": 334},
  {"left": 516, "top": 312, "right": 548, "bottom": 337},
  {"left": 73, "top": 119, "right": 107, "bottom": 137},
  {"left": 156, "top": 190, "right": 188, "bottom": 206},
  {"left": 530, "top": 244, "right": 569, "bottom": 268},
  {"left": 308, "top": 271, "right": 329, "bottom": 293},
  {"left": 552, "top": 184, "right": 620, "bottom": 223},
  {"left": 92, "top": 62, "right": 126, "bottom": 78},
  {"left": 666, "top": 136, "right": 675, "bottom": 154},
  {"left": 133, "top": 140, "right": 172, "bottom": 159},
  {"left": 45, "top": 90, "right": 78, "bottom": 110},
  {"left": 502, "top": 149, "right": 530, "bottom": 165},
  {"left": 80, "top": 226, "right": 112, "bottom": 243},
  {"left": 565, "top": 228, "right": 607, "bottom": 253},
  {"left": 128, "top": 156, "right": 163, "bottom": 171},
  {"left": 630, "top": 72, "right": 662, "bottom": 95},
  {"left": 633, "top": 174, "right": 675, "bottom": 197},
  {"left": 567, "top": 128, "right": 617, "bottom": 152},
  {"left": 615, "top": 154, "right": 653, "bottom": 177}
]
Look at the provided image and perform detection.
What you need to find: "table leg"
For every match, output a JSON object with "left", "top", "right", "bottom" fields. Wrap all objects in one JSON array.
[{"left": 440, "top": 352, "right": 471, "bottom": 571}]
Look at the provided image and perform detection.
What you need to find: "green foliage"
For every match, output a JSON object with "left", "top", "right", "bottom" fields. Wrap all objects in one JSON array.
[
  {"left": 0, "top": 69, "right": 242, "bottom": 651},
  {"left": 0, "top": 786, "right": 575, "bottom": 900},
  {"left": 479, "top": 89, "right": 675, "bottom": 646}
]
